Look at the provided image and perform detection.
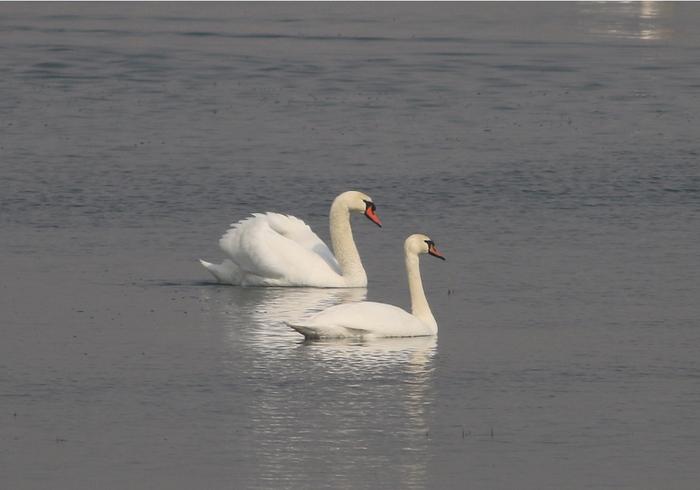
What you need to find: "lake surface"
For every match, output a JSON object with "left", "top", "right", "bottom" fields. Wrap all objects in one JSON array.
[{"left": 1, "top": 3, "right": 699, "bottom": 489}]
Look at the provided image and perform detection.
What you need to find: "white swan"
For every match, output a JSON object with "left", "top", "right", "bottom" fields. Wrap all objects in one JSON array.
[
  {"left": 199, "top": 191, "right": 382, "bottom": 287},
  {"left": 287, "top": 234, "right": 445, "bottom": 338}
]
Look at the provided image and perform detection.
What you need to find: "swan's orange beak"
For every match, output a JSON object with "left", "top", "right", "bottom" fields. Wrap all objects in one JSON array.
[
  {"left": 428, "top": 243, "right": 446, "bottom": 260},
  {"left": 364, "top": 202, "right": 382, "bottom": 227}
]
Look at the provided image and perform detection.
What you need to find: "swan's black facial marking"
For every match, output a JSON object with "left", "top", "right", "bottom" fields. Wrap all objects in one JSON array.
[
  {"left": 363, "top": 199, "right": 382, "bottom": 227},
  {"left": 425, "top": 239, "right": 446, "bottom": 260}
]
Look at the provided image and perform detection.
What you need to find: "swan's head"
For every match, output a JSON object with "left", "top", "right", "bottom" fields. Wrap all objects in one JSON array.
[
  {"left": 337, "top": 190, "right": 382, "bottom": 227},
  {"left": 405, "top": 234, "right": 446, "bottom": 260}
]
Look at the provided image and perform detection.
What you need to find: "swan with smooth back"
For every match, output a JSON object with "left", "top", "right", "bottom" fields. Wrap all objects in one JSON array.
[
  {"left": 199, "top": 191, "right": 382, "bottom": 287},
  {"left": 287, "top": 234, "right": 445, "bottom": 338}
]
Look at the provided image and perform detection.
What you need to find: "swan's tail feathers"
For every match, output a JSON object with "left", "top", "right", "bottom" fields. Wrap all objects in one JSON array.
[
  {"left": 199, "top": 259, "right": 242, "bottom": 284},
  {"left": 285, "top": 322, "right": 321, "bottom": 339},
  {"left": 285, "top": 322, "right": 369, "bottom": 339}
]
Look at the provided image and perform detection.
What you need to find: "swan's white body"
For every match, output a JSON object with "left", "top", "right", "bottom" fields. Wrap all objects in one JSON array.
[
  {"left": 199, "top": 191, "right": 380, "bottom": 287},
  {"left": 288, "top": 234, "right": 444, "bottom": 339}
]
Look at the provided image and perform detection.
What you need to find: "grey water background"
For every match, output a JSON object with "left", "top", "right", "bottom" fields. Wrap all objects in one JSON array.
[{"left": 1, "top": 2, "right": 699, "bottom": 488}]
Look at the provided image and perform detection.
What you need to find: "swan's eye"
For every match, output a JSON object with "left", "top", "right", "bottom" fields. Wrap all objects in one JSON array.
[
  {"left": 425, "top": 240, "right": 435, "bottom": 247},
  {"left": 363, "top": 200, "right": 376, "bottom": 211}
]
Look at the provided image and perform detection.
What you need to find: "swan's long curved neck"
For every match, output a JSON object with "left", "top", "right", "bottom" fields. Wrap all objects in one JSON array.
[
  {"left": 405, "top": 252, "right": 437, "bottom": 334},
  {"left": 329, "top": 199, "right": 366, "bottom": 284}
]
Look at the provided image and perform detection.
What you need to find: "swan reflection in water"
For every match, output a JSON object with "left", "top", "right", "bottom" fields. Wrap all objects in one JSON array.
[
  {"left": 201, "top": 286, "right": 367, "bottom": 349},
  {"left": 299, "top": 335, "right": 437, "bottom": 369},
  {"left": 200, "top": 286, "right": 437, "bottom": 489}
]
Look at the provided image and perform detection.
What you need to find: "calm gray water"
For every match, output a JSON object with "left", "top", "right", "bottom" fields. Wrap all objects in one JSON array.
[{"left": 2, "top": 3, "right": 700, "bottom": 489}]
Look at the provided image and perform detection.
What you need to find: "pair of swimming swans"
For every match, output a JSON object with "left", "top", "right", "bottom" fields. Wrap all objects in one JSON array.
[{"left": 200, "top": 191, "right": 445, "bottom": 339}]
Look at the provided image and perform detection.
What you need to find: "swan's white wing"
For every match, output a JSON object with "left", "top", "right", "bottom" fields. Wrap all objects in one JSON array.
[
  {"left": 263, "top": 213, "right": 339, "bottom": 271},
  {"left": 289, "top": 302, "right": 432, "bottom": 338},
  {"left": 219, "top": 213, "right": 342, "bottom": 286}
]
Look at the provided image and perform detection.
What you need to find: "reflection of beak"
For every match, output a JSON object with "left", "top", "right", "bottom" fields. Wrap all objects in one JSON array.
[
  {"left": 428, "top": 244, "right": 446, "bottom": 260},
  {"left": 364, "top": 206, "right": 382, "bottom": 227}
]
